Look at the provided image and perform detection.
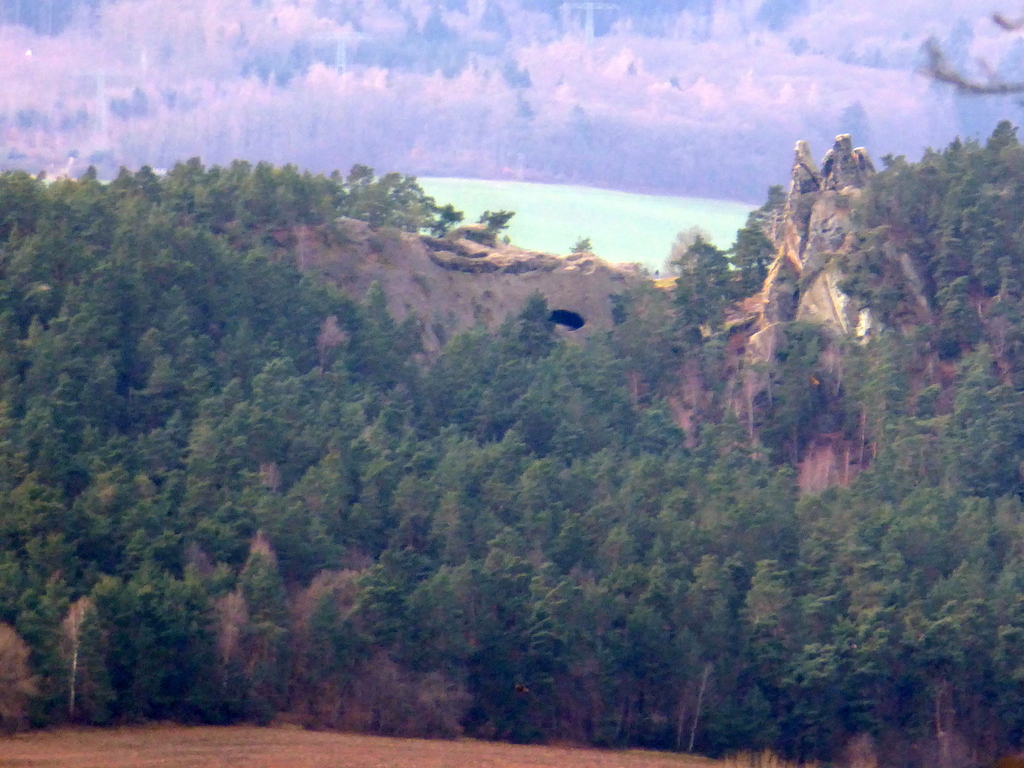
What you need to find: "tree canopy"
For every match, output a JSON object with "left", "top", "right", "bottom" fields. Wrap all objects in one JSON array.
[{"left": 2, "top": 142, "right": 1024, "bottom": 766}]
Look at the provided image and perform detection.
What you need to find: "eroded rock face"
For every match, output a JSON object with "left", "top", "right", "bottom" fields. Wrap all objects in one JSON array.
[
  {"left": 297, "top": 219, "right": 643, "bottom": 354},
  {"left": 727, "top": 136, "right": 879, "bottom": 491},
  {"left": 759, "top": 134, "right": 875, "bottom": 336},
  {"left": 791, "top": 140, "right": 822, "bottom": 195},
  {"left": 820, "top": 134, "right": 876, "bottom": 191},
  {"left": 421, "top": 225, "right": 563, "bottom": 275}
]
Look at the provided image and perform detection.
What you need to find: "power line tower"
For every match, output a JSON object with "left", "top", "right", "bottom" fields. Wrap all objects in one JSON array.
[
  {"left": 71, "top": 68, "right": 135, "bottom": 148},
  {"left": 311, "top": 31, "right": 362, "bottom": 74},
  {"left": 560, "top": 2, "right": 619, "bottom": 44},
  {"left": 334, "top": 37, "right": 347, "bottom": 73}
]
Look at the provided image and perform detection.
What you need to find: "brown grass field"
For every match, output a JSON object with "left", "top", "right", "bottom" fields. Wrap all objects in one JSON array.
[{"left": 0, "top": 725, "right": 722, "bottom": 768}]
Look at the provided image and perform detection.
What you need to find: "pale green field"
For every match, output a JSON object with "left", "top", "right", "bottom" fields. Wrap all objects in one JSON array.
[{"left": 419, "top": 178, "right": 756, "bottom": 271}]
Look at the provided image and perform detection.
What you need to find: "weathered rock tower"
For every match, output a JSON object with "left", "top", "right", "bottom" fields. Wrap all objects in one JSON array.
[{"left": 759, "top": 134, "right": 876, "bottom": 336}]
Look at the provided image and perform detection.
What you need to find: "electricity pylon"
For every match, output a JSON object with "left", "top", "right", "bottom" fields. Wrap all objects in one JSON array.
[
  {"left": 71, "top": 68, "right": 134, "bottom": 148},
  {"left": 561, "top": 2, "right": 619, "bottom": 44},
  {"left": 311, "top": 31, "right": 362, "bottom": 74}
]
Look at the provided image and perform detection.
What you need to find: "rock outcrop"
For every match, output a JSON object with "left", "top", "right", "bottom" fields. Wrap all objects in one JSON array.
[
  {"left": 758, "top": 134, "right": 876, "bottom": 337},
  {"left": 294, "top": 218, "right": 644, "bottom": 354},
  {"left": 731, "top": 135, "right": 878, "bottom": 491},
  {"left": 421, "top": 224, "right": 564, "bottom": 275}
]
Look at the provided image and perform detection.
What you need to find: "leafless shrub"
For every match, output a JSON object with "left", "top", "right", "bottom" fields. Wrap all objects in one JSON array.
[
  {"left": 291, "top": 570, "right": 361, "bottom": 633},
  {"left": 215, "top": 590, "right": 249, "bottom": 669},
  {"left": 249, "top": 529, "right": 276, "bottom": 561},
  {"left": 259, "top": 461, "right": 282, "bottom": 493},
  {"left": 346, "top": 653, "right": 469, "bottom": 738},
  {"left": 317, "top": 315, "right": 349, "bottom": 371},
  {"left": 843, "top": 734, "right": 879, "bottom": 768},
  {"left": 664, "top": 225, "right": 714, "bottom": 276},
  {"left": 0, "top": 622, "right": 37, "bottom": 733},
  {"left": 288, "top": 569, "right": 362, "bottom": 727}
]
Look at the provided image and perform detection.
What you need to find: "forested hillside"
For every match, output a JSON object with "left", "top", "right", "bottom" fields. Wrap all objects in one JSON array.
[{"left": 3, "top": 134, "right": 1024, "bottom": 768}]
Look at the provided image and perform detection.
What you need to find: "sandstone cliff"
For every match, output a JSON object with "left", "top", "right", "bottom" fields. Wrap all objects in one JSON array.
[
  {"left": 758, "top": 134, "right": 875, "bottom": 338},
  {"left": 294, "top": 219, "right": 645, "bottom": 353},
  {"left": 735, "top": 135, "right": 879, "bottom": 492}
]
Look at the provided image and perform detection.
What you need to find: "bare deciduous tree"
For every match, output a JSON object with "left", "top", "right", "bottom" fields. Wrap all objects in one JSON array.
[
  {"left": 216, "top": 589, "right": 249, "bottom": 672},
  {"left": 348, "top": 653, "right": 469, "bottom": 738},
  {"left": 288, "top": 569, "right": 361, "bottom": 728},
  {"left": 0, "top": 622, "right": 36, "bottom": 733},
  {"left": 664, "top": 225, "right": 713, "bottom": 276},
  {"left": 317, "top": 315, "right": 349, "bottom": 372},
  {"left": 60, "top": 596, "right": 93, "bottom": 721}
]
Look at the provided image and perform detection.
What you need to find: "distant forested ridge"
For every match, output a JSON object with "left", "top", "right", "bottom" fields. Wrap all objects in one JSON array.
[
  {"left": 3, "top": 134, "right": 1024, "bottom": 768},
  {"left": 1, "top": 0, "right": 1011, "bottom": 200}
]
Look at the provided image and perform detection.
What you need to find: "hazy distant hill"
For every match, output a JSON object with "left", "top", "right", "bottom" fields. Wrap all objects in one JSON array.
[{"left": 1, "top": 0, "right": 1022, "bottom": 197}]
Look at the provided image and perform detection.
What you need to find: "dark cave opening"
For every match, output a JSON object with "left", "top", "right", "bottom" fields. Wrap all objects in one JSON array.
[{"left": 549, "top": 309, "right": 585, "bottom": 330}]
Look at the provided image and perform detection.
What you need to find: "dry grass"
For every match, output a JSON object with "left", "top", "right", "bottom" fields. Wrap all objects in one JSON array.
[
  {"left": 718, "top": 752, "right": 818, "bottom": 768},
  {"left": 0, "top": 724, "right": 720, "bottom": 768}
]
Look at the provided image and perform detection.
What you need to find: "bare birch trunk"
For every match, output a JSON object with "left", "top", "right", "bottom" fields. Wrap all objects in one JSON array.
[
  {"left": 688, "top": 663, "right": 712, "bottom": 753},
  {"left": 61, "top": 597, "right": 92, "bottom": 721}
]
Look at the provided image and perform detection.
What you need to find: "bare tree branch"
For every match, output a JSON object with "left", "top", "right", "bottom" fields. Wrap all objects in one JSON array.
[
  {"left": 923, "top": 36, "right": 1024, "bottom": 95},
  {"left": 993, "top": 12, "right": 1024, "bottom": 31}
]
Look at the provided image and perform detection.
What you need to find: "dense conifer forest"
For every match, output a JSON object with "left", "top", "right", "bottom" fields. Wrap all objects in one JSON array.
[{"left": 4, "top": 127, "right": 1024, "bottom": 767}]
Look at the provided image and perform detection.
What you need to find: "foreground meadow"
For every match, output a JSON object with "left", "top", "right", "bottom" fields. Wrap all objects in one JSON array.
[{"left": 0, "top": 725, "right": 719, "bottom": 768}]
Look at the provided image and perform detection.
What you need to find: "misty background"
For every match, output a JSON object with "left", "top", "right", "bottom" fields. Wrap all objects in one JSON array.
[{"left": 0, "top": 0, "right": 1021, "bottom": 201}]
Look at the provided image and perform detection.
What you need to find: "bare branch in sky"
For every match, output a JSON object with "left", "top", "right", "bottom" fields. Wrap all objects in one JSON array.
[
  {"left": 993, "top": 12, "right": 1024, "bottom": 31},
  {"left": 923, "top": 35, "right": 1024, "bottom": 95}
]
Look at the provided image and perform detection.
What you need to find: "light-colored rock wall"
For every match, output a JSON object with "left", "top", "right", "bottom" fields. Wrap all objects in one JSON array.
[{"left": 296, "top": 219, "right": 645, "bottom": 353}]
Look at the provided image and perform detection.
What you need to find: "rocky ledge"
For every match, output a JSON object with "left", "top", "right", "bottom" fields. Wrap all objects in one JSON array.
[{"left": 421, "top": 224, "right": 566, "bottom": 274}]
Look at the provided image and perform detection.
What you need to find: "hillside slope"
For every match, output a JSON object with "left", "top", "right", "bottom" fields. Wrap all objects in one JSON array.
[
  {"left": 298, "top": 217, "right": 644, "bottom": 353},
  {"left": 4, "top": 143, "right": 1024, "bottom": 766}
]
